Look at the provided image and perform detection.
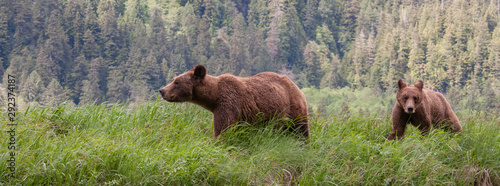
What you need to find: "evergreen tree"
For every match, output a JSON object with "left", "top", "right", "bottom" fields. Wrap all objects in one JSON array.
[
  {"left": 84, "top": 0, "right": 100, "bottom": 35},
  {"left": 149, "top": 6, "right": 168, "bottom": 62},
  {"left": 107, "top": 65, "right": 129, "bottom": 103},
  {"left": 248, "top": 0, "right": 269, "bottom": 34},
  {"left": 338, "top": 0, "right": 360, "bottom": 56},
  {"left": 12, "top": 0, "right": 36, "bottom": 50},
  {"left": 42, "top": 78, "right": 67, "bottom": 107},
  {"left": 203, "top": 0, "right": 231, "bottom": 33},
  {"left": 3, "top": 48, "right": 36, "bottom": 93},
  {"left": 266, "top": 0, "right": 283, "bottom": 66},
  {"left": 97, "top": 0, "right": 120, "bottom": 65},
  {"left": 276, "top": 1, "right": 307, "bottom": 67},
  {"left": 481, "top": 78, "right": 500, "bottom": 110},
  {"left": 350, "top": 29, "right": 367, "bottom": 88},
  {"left": 192, "top": 15, "right": 211, "bottom": 66},
  {"left": 62, "top": 0, "right": 85, "bottom": 57},
  {"left": 408, "top": 28, "right": 425, "bottom": 82},
  {"left": 320, "top": 53, "right": 343, "bottom": 88},
  {"left": 80, "top": 58, "right": 104, "bottom": 104},
  {"left": 487, "top": 25, "right": 500, "bottom": 81},
  {"left": 36, "top": 11, "right": 70, "bottom": 86},
  {"left": 247, "top": 22, "right": 270, "bottom": 73},
  {"left": 22, "top": 71, "right": 43, "bottom": 104},
  {"left": 207, "top": 33, "right": 231, "bottom": 75},
  {"left": 229, "top": 12, "right": 249, "bottom": 75},
  {"left": 36, "top": 44, "right": 62, "bottom": 86},
  {"left": 129, "top": 79, "right": 151, "bottom": 103},
  {"left": 316, "top": 23, "right": 338, "bottom": 54},
  {"left": 303, "top": 41, "right": 320, "bottom": 87},
  {"left": 425, "top": 39, "right": 448, "bottom": 90},
  {"left": 81, "top": 29, "right": 100, "bottom": 60},
  {"left": 143, "top": 51, "right": 162, "bottom": 89},
  {"left": 303, "top": 0, "right": 319, "bottom": 40},
  {"left": 66, "top": 55, "right": 88, "bottom": 104},
  {"left": 365, "top": 27, "right": 375, "bottom": 66}
]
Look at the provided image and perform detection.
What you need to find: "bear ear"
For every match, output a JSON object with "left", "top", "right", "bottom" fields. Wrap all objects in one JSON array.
[
  {"left": 193, "top": 65, "right": 206, "bottom": 79},
  {"left": 414, "top": 80, "right": 423, "bottom": 90},
  {"left": 398, "top": 79, "right": 407, "bottom": 90}
]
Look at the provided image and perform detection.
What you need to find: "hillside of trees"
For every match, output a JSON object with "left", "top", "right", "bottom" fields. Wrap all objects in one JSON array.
[{"left": 0, "top": 0, "right": 499, "bottom": 110}]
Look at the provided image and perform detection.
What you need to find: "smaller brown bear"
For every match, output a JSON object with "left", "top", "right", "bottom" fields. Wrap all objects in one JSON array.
[
  {"left": 388, "top": 79, "right": 463, "bottom": 140},
  {"left": 159, "top": 65, "right": 310, "bottom": 140}
]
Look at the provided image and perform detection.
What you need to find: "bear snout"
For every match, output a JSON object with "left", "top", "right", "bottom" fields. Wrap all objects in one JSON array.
[
  {"left": 407, "top": 106, "right": 414, "bottom": 112},
  {"left": 405, "top": 105, "right": 415, "bottom": 114},
  {"left": 158, "top": 88, "right": 175, "bottom": 102}
]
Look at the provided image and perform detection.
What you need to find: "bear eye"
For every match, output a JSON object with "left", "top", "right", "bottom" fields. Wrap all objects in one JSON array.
[
  {"left": 404, "top": 96, "right": 408, "bottom": 100},
  {"left": 414, "top": 96, "right": 418, "bottom": 101}
]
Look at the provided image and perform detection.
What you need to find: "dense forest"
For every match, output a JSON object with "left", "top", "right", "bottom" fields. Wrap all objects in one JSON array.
[{"left": 0, "top": 0, "right": 499, "bottom": 110}]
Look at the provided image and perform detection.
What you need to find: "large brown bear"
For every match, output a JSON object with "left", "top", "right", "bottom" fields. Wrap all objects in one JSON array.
[
  {"left": 159, "top": 65, "right": 310, "bottom": 139},
  {"left": 388, "top": 79, "right": 463, "bottom": 140}
]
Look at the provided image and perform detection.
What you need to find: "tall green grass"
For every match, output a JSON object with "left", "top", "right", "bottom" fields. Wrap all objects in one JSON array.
[{"left": 1, "top": 99, "right": 499, "bottom": 185}]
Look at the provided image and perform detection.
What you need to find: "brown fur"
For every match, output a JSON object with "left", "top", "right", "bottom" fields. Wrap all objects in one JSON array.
[
  {"left": 387, "top": 79, "right": 463, "bottom": 140},
  {"left": 159, "top": 65, "right": 310, "bottom": 139}
]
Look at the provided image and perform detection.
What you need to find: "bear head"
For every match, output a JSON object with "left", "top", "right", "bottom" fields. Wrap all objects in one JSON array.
[
  {"left": 396, "top": 79, "right": 423, "bottom": 114},
  {"left": 159, "top": 65, "right": 206, "bottom": 102}
]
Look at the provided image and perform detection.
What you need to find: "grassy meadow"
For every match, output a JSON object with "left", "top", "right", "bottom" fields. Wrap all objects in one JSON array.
[{"left": 0, "top": 98, "right": 499, "bottom": 185}]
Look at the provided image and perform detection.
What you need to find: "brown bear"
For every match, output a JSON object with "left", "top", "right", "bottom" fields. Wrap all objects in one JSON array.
[
  {"left": 159, "top": 65, "right": 310, "bottom": 139},
  {"left": 388, "top": 79, "right": 463, "bottom": 140}
]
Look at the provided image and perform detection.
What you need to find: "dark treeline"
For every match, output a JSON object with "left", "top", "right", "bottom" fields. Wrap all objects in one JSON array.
[{"left": 0, "top": 0, "right": 499, "bottom": 109}]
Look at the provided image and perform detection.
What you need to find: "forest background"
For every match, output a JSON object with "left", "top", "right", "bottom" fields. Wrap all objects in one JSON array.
[{"left": 0, "top": 0, "right": 499, "bottom": 115}]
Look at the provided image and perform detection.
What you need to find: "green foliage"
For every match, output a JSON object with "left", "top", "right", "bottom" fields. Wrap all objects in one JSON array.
[
  {"left": 0, "top": 0, "right": 499, "bottom": 109},
  {"left": 304, "top": 86, "right": 500, "bottom": 117},
  {"left": 303, "top": 87, "right": 394, "bottom": 116},
  {"left": 1, "top": 101, "right": 498, "bottom": 184}
]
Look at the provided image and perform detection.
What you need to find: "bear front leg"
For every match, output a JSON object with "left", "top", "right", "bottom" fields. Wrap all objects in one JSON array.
[
  {"left": 388, "top": 107, "right": 409, "bottom": 141},
  {"left": 446, "top": 110, "right": 462, "bottom": 133},
  {"left": 213, "top": 109, "right": 237, "bottom": 138},
  {"left": 388, "top": 122, "right": 407, "bottom": 141},
  {"left": 291, "top": 114, "right": 310, "bottom": 140},
  {"left": 415, "top": 114, "right": 432, "bottom": 136}
]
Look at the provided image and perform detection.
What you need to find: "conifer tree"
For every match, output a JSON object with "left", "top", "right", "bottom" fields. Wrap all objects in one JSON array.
[
  {"left": 316, "top": 23, "right": 338, "bottom": 54},
  {"left": 207, "top": 29, "right": 231, "bottom": 75},
  {"left": 339, "top": 0, "right": 360, "bottom": 55},
  {"left": 62, "top": 0, "right": 85, "bottom": 57},
  {"left": 84, "top": 0, "right": 99, "bottom": 34},
  {"left": 36, "top": 11, "right": 70, "bottom": 86},
  {"left": 22, "top": 71, "right": 43, "bottom": 104},
  {"left": 487, "top": 25, "right": 500, "bottom": 80},
  {"left": 66, "top": 55, "right": 88, "bottom": 103},
  {"left": 80, "top": 58, "right": 104, "bottom": 104},
  {"left": 320, "top": 53, "right": 343, "bottom": 88},
  {"left": 192, "top": 15, "right": 211, "bottom": 66},
  {"left": 303, "top": 41, "right": 320, "bottom": 87},
  {"left": 36, "top": 44, "right": 61, "bottom": 86},
  {"left": 97, "top": 0, "right": 120, "bottom": 65},
  {"left": 351, "top": 29, "right": 367, "bottom": 88},
  {"left": 107, "top": 65, "right": 129, "bottom": 103},
  {"left": 248, "top": 0, "right": 269, "bottom": 34},
  {"left": 304, "top": 0, "right": 319, "bottom": 40},
  {"left": 277, "top": 2, "right": 307, "bottom": 67},
  {"left": 408, "top": 28, "right": 425, "bottom": 82},
  {"left": 81, "top": 29, "right": 100, "bottom": 60},
  {"left": 229, "top": 12, "right": 249, "bottom": 75},
  {"left": 42, "top": 78, "right": 68, "bottom": 107}
]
